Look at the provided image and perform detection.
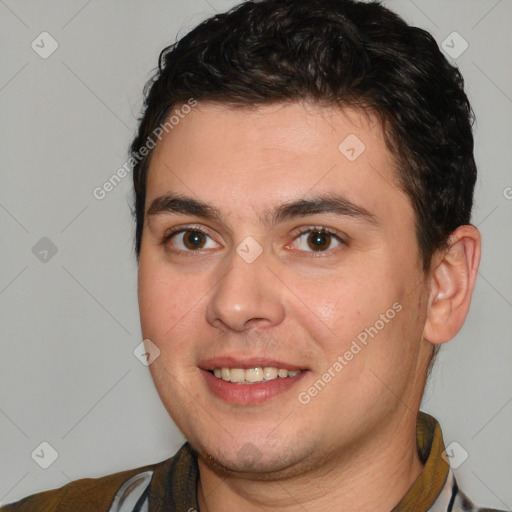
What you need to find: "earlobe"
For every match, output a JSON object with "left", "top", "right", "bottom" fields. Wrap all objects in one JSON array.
[{"left": 423, "top": 225, "right": 481, "bottom": 345}]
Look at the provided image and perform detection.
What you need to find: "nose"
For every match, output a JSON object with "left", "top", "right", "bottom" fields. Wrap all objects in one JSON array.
[{"left": 205, "top": 242, "right": 286, "bottom": 332}]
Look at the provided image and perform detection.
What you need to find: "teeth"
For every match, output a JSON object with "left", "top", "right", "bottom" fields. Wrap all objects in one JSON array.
[
  {"left": 230, "top": 368, "right": 245, "bottom": 383},
  {"left": 211, "top": 367, "right": 302, "bottom": 384},
  {"left": 263, "top": 367, "right": 278, "bottom": 380},
  {"left": 245, "top": 367, "right": 264, "bottom": 382}
]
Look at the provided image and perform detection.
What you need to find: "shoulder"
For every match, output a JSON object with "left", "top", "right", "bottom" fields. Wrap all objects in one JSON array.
[
  {"left": 453, "top": 489, "right": 509, "bottom": 512},
  {"left": 0, "top": 458, "right": 172, "bottom": 512},
  {"left": 447, "top": 471, "right": 509, "bottom": 512}
]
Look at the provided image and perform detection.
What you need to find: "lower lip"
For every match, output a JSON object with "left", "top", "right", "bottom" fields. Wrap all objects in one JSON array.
[{"left": 201, "top": 369, "right": 308, "bottom": 405}]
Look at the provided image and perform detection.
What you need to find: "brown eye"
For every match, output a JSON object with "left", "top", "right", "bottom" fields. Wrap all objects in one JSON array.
[
  {"left": 307, "top": 231, "right": 332, "bottom": 251},
  {"left": 182, "top": 230, "right": 207, "bottom": 250},
  {"left": 291, "top": 228, "right": 345, "bottom": 253},
  {"left": 166, "top": 229, "right": 217, "bottom": 252}
]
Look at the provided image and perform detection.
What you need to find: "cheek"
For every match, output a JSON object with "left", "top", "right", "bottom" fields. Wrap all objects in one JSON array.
[
  {"left": 137, "top": 259, "right": 195, "bottom": 340},
  {"left": 138, "top": 265, "right": 202, "bottom": 379},
  {"left": 294, "top": 267, "right": 391, "bottom": 358},
  {"left": 310, "top": 263, "right": 416, "bottom": 364}
]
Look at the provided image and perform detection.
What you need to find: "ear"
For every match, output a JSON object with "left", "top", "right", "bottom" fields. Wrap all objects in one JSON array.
[{"left": 423, "top": 225, "right": 481, "bottom": 344}]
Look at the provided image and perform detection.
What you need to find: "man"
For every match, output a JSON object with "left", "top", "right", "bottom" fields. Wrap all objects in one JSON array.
[{"left": 2, "top": 0, "right": 505, "bottom": 510}]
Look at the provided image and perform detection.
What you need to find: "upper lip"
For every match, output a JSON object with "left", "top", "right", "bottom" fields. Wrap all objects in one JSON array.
[{"left": 199, "top": 356, "right": 307, "bottom": 371}]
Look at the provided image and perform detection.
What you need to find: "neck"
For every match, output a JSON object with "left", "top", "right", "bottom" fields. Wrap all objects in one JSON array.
[{"left": 197, "top": 411, "right": 423, "bottom": 512}]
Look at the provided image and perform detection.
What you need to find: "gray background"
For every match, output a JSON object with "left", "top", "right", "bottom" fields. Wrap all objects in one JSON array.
[{"left": 1, "top": 0, "right": 511, "bottom": 508}]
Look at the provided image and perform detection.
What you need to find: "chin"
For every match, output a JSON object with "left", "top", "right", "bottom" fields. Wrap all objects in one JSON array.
[{"left": 191, "top": 434, "right": 322, "bottom": 480}]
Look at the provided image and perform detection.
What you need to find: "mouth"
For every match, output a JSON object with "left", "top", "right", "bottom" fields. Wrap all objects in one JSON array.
[
  {"left": 199, "top": 359, "right": 309, "bottom": 405},
  {"left": 208, "top": 366, "right": 303, "bottom": 384}
]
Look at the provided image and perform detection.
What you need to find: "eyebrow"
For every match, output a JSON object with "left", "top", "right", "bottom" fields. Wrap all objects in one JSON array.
[{"left": 147, "top": 192, "right": 378, "bottom": 227}]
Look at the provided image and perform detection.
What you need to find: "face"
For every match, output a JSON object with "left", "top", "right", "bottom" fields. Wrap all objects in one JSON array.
[{"left": 138, "top": 101, "right": 432, "bottom": 477}]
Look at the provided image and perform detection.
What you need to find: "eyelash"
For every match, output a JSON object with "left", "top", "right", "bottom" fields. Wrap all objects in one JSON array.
[{"left": 161, "top": 224, "right": 347, "bottom": 257}]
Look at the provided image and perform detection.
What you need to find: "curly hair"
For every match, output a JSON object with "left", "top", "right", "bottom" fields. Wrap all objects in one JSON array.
[{"left": 130, "top": 0, "right": 476, "bottom": 273}]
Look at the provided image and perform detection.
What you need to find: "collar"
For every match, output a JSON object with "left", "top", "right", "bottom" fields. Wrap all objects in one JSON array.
[{"left": 392, "top": 411, "right": 450, "bottom": 511}]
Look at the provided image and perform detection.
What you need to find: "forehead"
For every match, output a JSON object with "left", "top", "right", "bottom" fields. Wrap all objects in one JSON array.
[{"left": 145, "top": 101, "right": 410, "bottom": 225}]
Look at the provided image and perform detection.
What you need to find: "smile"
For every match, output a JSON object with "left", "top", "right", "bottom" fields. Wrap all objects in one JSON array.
[
  {"left": 202, "top": 366, "right": 308, "bottom": 405},
  {"left": 209, "top": 367, "right": 302, "bottom": 384}
]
